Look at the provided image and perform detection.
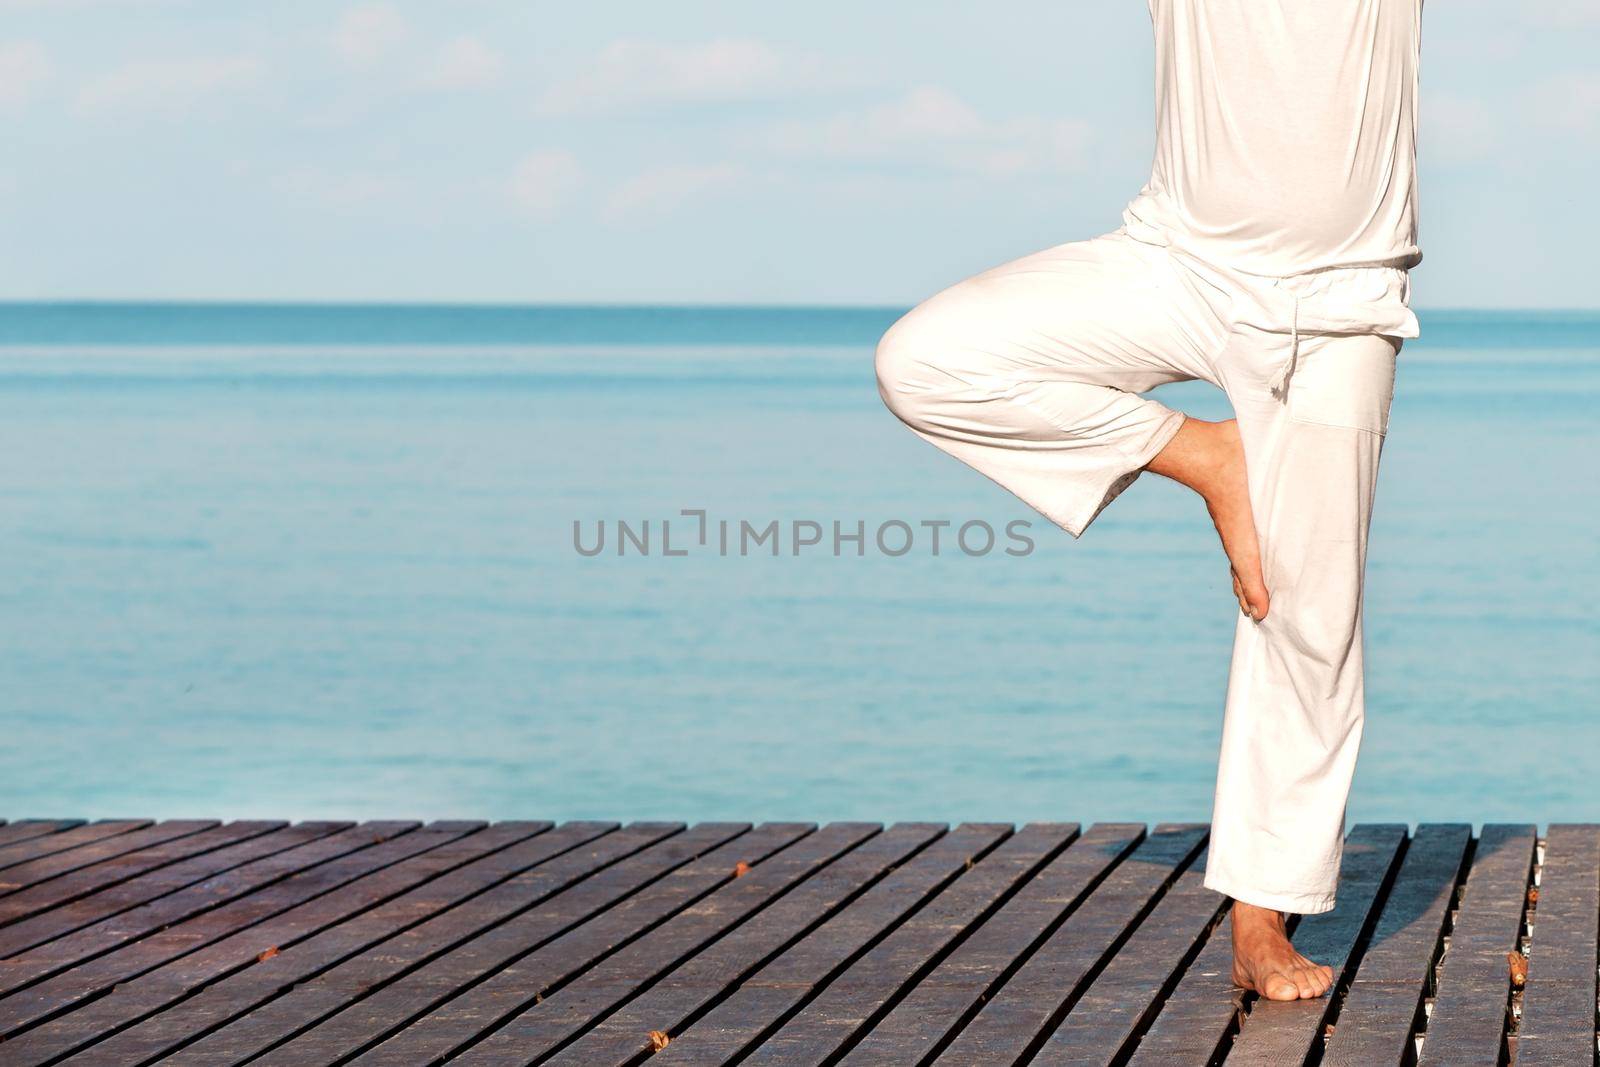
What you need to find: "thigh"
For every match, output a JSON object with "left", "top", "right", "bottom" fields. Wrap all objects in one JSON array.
[
  {"left": 1286, "top": 332, "right": 1400, "bottom": 437},
  {"left": 882, "top": 229, "right": 1231, "bottom": 394},
  {"left": 1226, "top": 330, "right": 1397, "bottom": 639},
  {"left": 1224, "top": 328, "right": 1399, "bottom": 438}
]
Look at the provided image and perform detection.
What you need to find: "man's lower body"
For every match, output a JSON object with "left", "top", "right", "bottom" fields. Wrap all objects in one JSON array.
[{"left": 875, "top": 227, "right": 1399, "bottom": 999}]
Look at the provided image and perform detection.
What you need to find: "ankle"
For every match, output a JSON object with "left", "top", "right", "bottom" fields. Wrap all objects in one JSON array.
[
  {"left": 1146, "top": 416, "right": 1232, "bottom": 493},
  {"left": 1232, "top": 900, "right": 1287, "bottom": 932}
]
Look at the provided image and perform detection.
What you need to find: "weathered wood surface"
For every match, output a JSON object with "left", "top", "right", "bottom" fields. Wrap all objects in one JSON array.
[
  {"left": 1516, "top": 825, "right": 1600, "bottom": 1067},
  {"left": 1418, "top": 823, "right": 1538, "bottom": 1066},
  {"left": 0, "top": 818, "right": 1585, "bottom": 1065},
  {"left": 1322, "top": 824, "right": 1471, "bottom": 1067},
  {"left": 1222, "top": 823, "right": 1409, "bottom": 1066}
]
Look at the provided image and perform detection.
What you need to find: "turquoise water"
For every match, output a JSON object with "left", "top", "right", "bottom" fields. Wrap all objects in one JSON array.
[{"left": 1, "top": 305, "right": 1595, "bottom": 826}]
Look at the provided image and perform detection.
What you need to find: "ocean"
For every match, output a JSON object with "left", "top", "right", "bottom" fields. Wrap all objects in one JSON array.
[{"left": 2, "top": 304, "right": 1595, "bottom": 827}]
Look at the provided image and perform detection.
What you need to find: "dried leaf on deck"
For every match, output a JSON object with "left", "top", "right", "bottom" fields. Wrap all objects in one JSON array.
[
  {"left": 256, "top": 946, "right": 280, "bottom": 962},
  {"left": 648, "top": 1029, "right": 671, "bottom": 1051},
  {"left": 732, "top": 861, "right": 751, "bottom": 877},
  {"left": 1507, "top": 950, "right": 1528, "bottom": 987}
]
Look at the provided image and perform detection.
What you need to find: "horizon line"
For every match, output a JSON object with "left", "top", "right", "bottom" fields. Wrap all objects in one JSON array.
[{"left": 0, "top": 299, "right": 1597, "bottom": 315}]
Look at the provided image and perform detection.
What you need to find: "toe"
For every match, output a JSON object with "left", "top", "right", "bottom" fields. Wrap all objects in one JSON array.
[
  {"left": 1233, "top": 578, "right": 1261, "bottom": 621},
  {"left": 1262, "top": 972, "right": 1300, "bottom": 1001}
]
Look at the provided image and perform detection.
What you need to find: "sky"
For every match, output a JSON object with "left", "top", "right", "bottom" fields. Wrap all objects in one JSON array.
[{"left": 0, "top": 0, "right": 1597, "bottom": 307}]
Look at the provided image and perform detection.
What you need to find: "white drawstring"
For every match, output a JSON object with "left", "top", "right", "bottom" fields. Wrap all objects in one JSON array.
[{"left": 1268, "top": 290, "right": 1301, "bottom": 401}]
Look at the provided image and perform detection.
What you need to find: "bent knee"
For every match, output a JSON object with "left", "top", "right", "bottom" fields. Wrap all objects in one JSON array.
[
  {"left": 874, "top": 312, "right": 926, "bottom": 427},
  {"left": 874, "top": 299, "right": 971, "bottom": 431}
]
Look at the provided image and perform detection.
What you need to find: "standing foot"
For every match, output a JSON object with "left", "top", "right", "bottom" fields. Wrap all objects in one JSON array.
[
  {"left": 1229, "top": 901, "right": 1333, "bottom": 1000},
  {"left": 1145, "top": 416, "right": 1270, "bottom": 620}
]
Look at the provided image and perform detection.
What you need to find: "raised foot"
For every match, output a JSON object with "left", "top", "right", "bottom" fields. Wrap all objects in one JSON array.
[
  {"left": 1229, "top": 900, "right": 1333, "bottom": 1001},
  {"left": 1146, "top": 416, "right": 1269, "bottom": 621}
]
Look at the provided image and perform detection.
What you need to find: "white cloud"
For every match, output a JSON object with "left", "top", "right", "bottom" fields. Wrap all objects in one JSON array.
[
  {"left": 76, "top": 55, "right": 262, "bottom": 117},
  {"left": 331, "top": 3, "right": 409, "bottom": 67},
  {"left": 538, "top": 38, "right": 792, "bottom": 116},
  {"left": 0, "top": 40, "right": 51, "bottom": 109},
  {"left": 510, "top": 149, "right": 582, "bottom": 220},
  {"left": 603, "top": 163, "right": 744, "bottom": 223},
  {"left": 422, "top": 35, "right": 504, "bottom": 91},
  {"left": 769, "top": 87, "right": 1092, "bottom": 177}
]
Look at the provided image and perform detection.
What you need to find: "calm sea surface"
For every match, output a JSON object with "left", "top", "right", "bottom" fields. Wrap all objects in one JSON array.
[{"left": 2, "top": 304, "right": 1595, "bottom": 826}]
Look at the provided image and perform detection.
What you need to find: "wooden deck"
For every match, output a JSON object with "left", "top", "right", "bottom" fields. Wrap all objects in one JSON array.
[{"left": 0, "top": 818, "right": 1584, "bottom": 1065}]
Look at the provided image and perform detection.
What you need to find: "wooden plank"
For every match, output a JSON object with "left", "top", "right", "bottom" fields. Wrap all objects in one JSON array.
[
  {"left": 1215, "top": 823, "right": 1410, "bottom": 1067},
  {"left": 0, "top": 820, "right": 218, "bottom": 898},
  {"left": 711, "top": 822, "right": 1084, "bottom": 1067},
  {"left": 315, "top": 823, "right": 807, "bottom": 1063},
  {"left": 431, "top": 823, "right": 909, "bottom": 1067},
  {"left": 0, "top": 822, "right": 559, "bottom": 1067},
  {"left": 0, "top": 821, "right": 407, "bottom": 1036},
  {"left": 1130, "top": 824, "right": 1407, "bottom": 1066},
  {"left": 1031, "top": 848, "right": 1228, "bottom": 1065},
  {"left": 0, "top": 822, "right": 87, "bottom": 849},
  {"left": 1417, "top": 824, "right": 1537, "bottom": 1065},
  {"left": 659, "top": 831, "right": 1100, "bottom": 1067},
  {"left": 3, "top": 821, "right": 450, "bottom": 1021},
  {"left": 577, "top": 823, "right": 1035, "bottom": 1067},
  {"left": 921, "top": 824, "right": 1208, "bottom": 1066},
  {"left": 1123, "top": 912, "right": 1242, "bottom": 1065},
  {"left": 1516, "top": 824, "right": 1600, "bottom": 1067},
  {"left": 0, "top": 821, "right": 294, "bottom": 956},
  {"left": 31, "top": 821, "right": 557, "bottom": 1067},
  {"left": 0, "top": 814, "right": 1571, "bottom": 1067},
  {"left": 536, "top": 822, "right": 975, "bottom": 1067},
  {"left": 841, "top": 823, "right": 1146, "bottom": 1067},
  {"left": 0, "top": 821, "right": 283, "bottom": 929},
  {"left": 1322, "top": 824, "right": 1472, "bottom": 1067},
  {"left": 164, "top": 821, "right": 761, "bottom": 1067},
  {"left": 335, "top": 823, "right": 877, "bottom": 1067},
  {"left": 0, "top": 821, "right": 151, "bottom": 872}
]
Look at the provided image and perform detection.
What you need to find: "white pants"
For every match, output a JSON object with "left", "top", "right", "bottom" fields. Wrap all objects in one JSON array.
[{"left": 876, "top": 229, "right": 1400, "bottom": 914}]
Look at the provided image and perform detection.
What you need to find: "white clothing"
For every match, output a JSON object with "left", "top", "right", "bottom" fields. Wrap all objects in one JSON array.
[
  {"left": 876, "top": 228, "right": 1397, "bottom": 912},
  {"left": 1123, "top": 0, "right": 1425, "bottom": 345},
  {"left": 1126, "top": 0, "right": 1424, "bottom": 278},
  {"left": 873, "top": 0, "right": 1426, "bottom": 912}
]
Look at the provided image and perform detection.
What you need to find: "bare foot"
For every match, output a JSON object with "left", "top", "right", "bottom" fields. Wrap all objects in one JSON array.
[
  {"left": 1145, "top": 417, "right": 1269, "bottom": 620},
  {"left": 1229, "top": 901, "right": 1333, "bottom": 1000}
]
